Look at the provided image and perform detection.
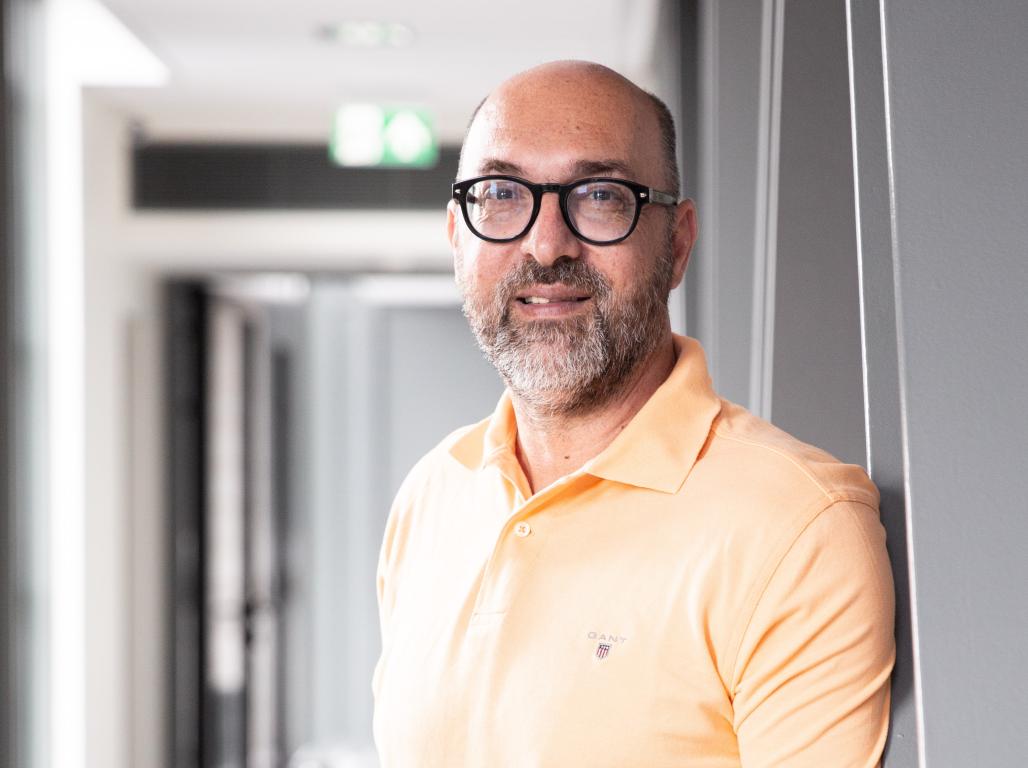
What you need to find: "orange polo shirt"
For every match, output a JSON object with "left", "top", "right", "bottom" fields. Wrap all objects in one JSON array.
[{"left": 373, "top": 335, "right": 894, "bottom": 767}]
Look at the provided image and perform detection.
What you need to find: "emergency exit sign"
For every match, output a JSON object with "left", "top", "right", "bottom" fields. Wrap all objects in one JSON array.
[{"left": 330, "top": 105, "right": 438, "bottom": 168}]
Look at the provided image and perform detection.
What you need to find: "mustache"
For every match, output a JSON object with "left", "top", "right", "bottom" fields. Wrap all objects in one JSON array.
[{"left": 493, "top": 258, "right": 612, "bottom": 305}]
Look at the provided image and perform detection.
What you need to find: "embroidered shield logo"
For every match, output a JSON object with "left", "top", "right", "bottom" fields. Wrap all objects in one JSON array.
[{"left": 595, "top": 642, "right": 611, "bottom": 660}]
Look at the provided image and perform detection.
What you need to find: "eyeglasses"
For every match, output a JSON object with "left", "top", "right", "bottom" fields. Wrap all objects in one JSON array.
[{"left": 451, "top": 175, "right": 678, "bottom": 246}]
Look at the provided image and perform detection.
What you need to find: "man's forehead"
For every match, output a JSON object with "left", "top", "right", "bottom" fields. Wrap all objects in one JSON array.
[
  {"left": 457, "top": 61, "right": 667, "bottom": 184},
  {"left": 471, "top": 155, "right": 637, "bottom": 181},
  {"left": 477, "top": 79, "right": 646, "bottom": 139},
  {"left": 461, "top": 98, "right": 658, "bottom": 179}
]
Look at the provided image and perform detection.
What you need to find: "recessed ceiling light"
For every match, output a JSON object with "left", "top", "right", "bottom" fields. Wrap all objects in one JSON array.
[{"left": 316, "top": 20, "right": 415, "bottom": 49}]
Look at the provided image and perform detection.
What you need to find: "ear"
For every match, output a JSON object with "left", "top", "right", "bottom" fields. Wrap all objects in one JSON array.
[
  {"left": 669, "top": 198, "right": 698, "bottom": 290},
  {"left": 447, "top": 199, "right": 460, "bottom": 251}
]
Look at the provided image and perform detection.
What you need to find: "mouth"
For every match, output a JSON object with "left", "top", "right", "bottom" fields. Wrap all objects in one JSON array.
[
  {"left": 510, "top": 289, "right": 593, "bottom": 321},
  {"left": 514, "top": 284, "right": 593, "bottom": 305},
  {"left": 517, "top": 295, "right": 591, "bottom": 305}
]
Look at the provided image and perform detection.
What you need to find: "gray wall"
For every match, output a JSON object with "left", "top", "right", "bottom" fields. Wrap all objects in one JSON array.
[{"left": 849, "top": 1, "right": 1028, "bottom": 764}]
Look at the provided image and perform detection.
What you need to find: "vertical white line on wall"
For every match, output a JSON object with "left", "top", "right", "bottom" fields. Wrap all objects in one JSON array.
[
  {"left": 845, "top": 3, "right": 875, "bottom": 483},
  {"left": 876, "top": 0, "right": 927, "bottom": 762},
  {"left": 749, "top": 0, "right": 785, "bottom": 420}
]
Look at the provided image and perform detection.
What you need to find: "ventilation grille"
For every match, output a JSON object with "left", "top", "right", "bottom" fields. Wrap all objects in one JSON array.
[{"left": 133, "top": 143, "right": 460, "bottom": 210}]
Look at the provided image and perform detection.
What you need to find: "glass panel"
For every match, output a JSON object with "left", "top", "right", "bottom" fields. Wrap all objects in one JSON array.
[{"left": 4, "top": 0, "right": 49, "bottom": 766}]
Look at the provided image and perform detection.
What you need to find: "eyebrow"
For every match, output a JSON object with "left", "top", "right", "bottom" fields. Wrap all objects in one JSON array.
[
  {"left": 569, "top": 159, "right": 635, "bottom": 178},
  {"left": 477, "top": 158, "right": 525, "bottom": 176},
  {"left": 473, "top": 157, "right": 637, "bottom": 180}
]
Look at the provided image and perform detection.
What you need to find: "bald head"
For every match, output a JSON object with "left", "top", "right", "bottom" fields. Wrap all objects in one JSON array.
[{"left": 458, "top": 61, "right": 680, "bottom": 196}]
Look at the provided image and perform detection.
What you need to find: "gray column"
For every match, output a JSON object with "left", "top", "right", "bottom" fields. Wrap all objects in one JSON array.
[
  {"left": 685, "top": 0, "right": 766, "bottom": 407},
  {"left": 769, "top": 0, "right": 866, "bottom": 467}
]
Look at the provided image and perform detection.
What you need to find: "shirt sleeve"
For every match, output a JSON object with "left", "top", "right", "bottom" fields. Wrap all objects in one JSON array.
[
  {"left": 730, "top": 499, "right": 896, "bottom": 767},
  {"left": 375, "top": 487, "right": 407, "bottom": 649},
  {"left": 372, "top": 483, "right": 408, "bottom": 705}
]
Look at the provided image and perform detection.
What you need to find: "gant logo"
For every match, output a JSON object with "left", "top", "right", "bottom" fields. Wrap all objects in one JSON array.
[{"left": 587, "top": 630, "right": 627, "bottom": 660}]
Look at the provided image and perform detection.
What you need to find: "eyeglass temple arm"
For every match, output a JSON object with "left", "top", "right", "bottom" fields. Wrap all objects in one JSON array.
[{"left": 646, "top": 189, "right": 678, "bottom": 206}]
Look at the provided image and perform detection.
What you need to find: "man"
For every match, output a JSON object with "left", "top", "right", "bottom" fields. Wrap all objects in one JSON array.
[{"left": 373, "top": 61, "right": 894, "bottom": 767}]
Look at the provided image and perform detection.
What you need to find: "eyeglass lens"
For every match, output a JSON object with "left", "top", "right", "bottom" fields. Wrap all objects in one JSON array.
[{"left": 464, "top": 179, "right": 638, "bottom": 242}]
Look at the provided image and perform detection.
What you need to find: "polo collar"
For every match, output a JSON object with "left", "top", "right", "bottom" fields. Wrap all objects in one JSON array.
[
  {"left": 448, "top": 390, "right": 516, "bottom": 471},
  {"left": 449, "top": 335, "right": 722, "bottom": 494},
  {"left": 583, "top": 335, "right": 721, "bottom": 493}
]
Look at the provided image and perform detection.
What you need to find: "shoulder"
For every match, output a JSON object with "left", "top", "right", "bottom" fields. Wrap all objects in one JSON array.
[
  {"left": 378, "top": 416, "right": 489, "bottom": 578},
  {"left": 393, "top": 417, "right": 489, "bottom": 503},
  {"left": 703, "top": 398, "right": 879, "bottom": 512},
  {"left": 384, "top": 416, "right": 490, "bottom": 542},
  {"left": 687, "top": 398, "right": 882, "bottom": 587},
  {"left": 696, "top": 403, "right": 892, "bottom": 694}
]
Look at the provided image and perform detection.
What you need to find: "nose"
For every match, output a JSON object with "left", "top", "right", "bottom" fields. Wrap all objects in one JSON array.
[{"left": 520, "top": 191, "right": 583, "bottom": 267}]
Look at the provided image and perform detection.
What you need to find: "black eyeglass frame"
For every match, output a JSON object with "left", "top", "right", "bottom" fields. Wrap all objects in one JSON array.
[{"left": 451, "top": 174, "right": 679, "bottom": 246}]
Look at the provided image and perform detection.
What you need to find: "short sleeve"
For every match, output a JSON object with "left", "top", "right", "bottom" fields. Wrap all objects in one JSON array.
[
  {"left": 375, "top": 475, "right": 413, "bottom": 648},
  {"left": 372, "top": 475, "right": 414, "bottom": 703},
  {"left": 731, "top": 500, "right": 896, "bottom": 767}
]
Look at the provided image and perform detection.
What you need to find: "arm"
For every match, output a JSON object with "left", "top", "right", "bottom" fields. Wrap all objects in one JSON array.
[{"left": 731, "top": 500, "right": 896, "bottom": 767}]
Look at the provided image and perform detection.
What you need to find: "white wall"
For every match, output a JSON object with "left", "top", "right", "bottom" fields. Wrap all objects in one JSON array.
[{"left": 83, "top": 91, "right": 166, "bottom": 768}]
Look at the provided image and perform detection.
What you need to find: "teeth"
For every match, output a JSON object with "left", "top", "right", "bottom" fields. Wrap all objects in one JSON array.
[{"left": 520, "top": 296, "right": 589, "bottom": 304}]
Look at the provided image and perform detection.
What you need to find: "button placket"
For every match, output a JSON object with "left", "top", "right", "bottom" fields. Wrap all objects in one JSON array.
[
  {"left": 476, "top": 526, "right": 543, "bottom": 614},
  {"left": 471, "top": 479, "right": 577, "bottom": 620}
]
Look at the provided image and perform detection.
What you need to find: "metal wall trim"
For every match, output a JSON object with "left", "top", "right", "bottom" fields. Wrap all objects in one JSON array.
[
  {"left": 0, "top": 0, "right": 13, "bottom": 761},
  {"left": 748, "top": 0, "right": 785, "bottom": 420}
]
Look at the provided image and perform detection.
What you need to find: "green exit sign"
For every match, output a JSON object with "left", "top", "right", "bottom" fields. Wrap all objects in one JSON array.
[{"left": 330, "top": 105, "right": 438, "bottom": 168}]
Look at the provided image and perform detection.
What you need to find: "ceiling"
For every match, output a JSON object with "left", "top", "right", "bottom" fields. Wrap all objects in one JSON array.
[{"left": 96, "top": 0, "right": 667, "bottom": 144}]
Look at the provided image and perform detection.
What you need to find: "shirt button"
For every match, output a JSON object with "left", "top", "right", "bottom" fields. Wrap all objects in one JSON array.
[{"left": 514, "top": 521, "right": 532, "bottom": 538}]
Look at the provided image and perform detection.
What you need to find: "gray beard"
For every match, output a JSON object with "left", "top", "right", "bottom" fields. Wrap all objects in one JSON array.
[{"left": 460, "top": 255, "right": 672, "bottom": 417}]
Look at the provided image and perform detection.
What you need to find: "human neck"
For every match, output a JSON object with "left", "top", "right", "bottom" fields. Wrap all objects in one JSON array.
[{"left": 511, "top": 333, "right": 677, "bottom": 495}]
